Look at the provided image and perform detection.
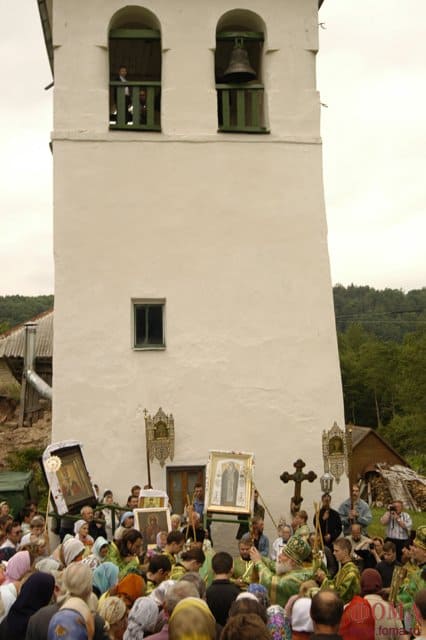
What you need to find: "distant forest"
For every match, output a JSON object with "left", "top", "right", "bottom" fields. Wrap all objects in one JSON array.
[
  {"left": 333, "top": 284, "right": 426, "bottom": 342},
  {"left": 1, "top": 286, "right": 425, "bottom": 470},
  {"left": 332, "top": 285, "right": 426, "bottom": 472},
  {"left": 0, "top": 295, "right": 53, "bottom": 334}
]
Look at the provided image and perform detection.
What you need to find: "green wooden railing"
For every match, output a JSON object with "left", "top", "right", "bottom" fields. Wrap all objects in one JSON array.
[
  {"left": 216, "top": 83, "right": 269, "bottom": 133},
  {"left": 109, "top": 81, "right": 161, "bottom": 131},
  {"left": 48, "top": 503, "right": 124, "bottom": 536}
]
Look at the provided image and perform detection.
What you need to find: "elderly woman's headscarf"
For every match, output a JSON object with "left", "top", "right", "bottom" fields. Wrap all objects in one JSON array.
[
  {"left": 98, "top": 596, "right": 127, "bottom": 628},
  {"left": 35, "top": 557, "right": 61, "bottom": 573},
  {"left": 92, "top": 562, "right": 119, "bottom": 595},
  {"left": 120, "top": 511, "right": 134, "bottom": 526},
  {"left": 267, "top": 605, "right": 289, "bottom": 640},
  {"left": 114, "top": 573, "right": 145, "bottom": 606},
  {"left": 48, "top": 609, "right": 89, "bottom": 640},
  {"left": 123, "top": 596, "right": 160, "bottom": 640},
  {"left": 92, "top": 536, "right": 109, "bottom": 561},
  {"left": 169, "top": 597, "right": 216, "bottom": 640},
  {"left": 63, "top": 538, "right": 85, "bottom": 566},
  {"left": 4, "top": 550, "right": 31, "bottom": 584},
  {"left": 248, "top": 583, "right": 270, "bottom": 608},
  {"left": 149, "top": 579, "right": 176, "bottom": 607},
  {"left": 48, "top": 597, "right": 93, "bottom": 640},
  {"left": 291, "top": 597, "right": 314, "bottom": 634},
  {"left": 6, "top": 571, "right": 55, "bottom": 638},
  {"left": 74, "top": 520, "right": 88, "bottom": 536}
]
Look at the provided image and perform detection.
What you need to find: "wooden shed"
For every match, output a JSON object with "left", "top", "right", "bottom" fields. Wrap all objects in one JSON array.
[
  {"left": 345, "top": 426, "right": 425, "bottom": 510},
  {"left": 350, "top": 425, "right": 409, "bottom": 485}
]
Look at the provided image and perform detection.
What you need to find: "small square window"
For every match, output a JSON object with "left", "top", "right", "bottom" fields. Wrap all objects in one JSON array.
[{"left": 133, "top": 301, "right": 165, "bottom": 349}]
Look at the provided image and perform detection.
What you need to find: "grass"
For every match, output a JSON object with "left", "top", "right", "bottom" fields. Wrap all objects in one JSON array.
[{"left": 368, "top": 507, "right": 426, "bottom": 538}]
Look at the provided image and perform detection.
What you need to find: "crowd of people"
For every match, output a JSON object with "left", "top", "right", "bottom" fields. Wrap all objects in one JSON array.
[{"left": 0, "top": 480, "right": 424, "bottom": 640}]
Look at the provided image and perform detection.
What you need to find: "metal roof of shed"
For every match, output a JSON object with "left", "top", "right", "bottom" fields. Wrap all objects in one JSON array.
[{"left": 0, "top": 310, "right": 53, "bottom": 358}]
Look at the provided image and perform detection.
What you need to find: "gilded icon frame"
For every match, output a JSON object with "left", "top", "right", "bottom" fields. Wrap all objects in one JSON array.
[{"left": 205, "top": 450, "right": 254, "bottom": 515}]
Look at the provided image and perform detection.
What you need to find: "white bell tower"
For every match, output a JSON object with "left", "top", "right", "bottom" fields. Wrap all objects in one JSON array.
[{"left": 40, "top": 0, "right": 345, "bottom": 524}]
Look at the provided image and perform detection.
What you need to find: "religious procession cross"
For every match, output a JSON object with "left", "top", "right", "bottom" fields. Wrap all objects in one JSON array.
[{"left": 280, "top": 459, "right": 317, "bottom": 515}]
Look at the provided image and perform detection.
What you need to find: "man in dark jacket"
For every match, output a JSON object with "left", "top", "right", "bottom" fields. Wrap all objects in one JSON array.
[
  {"left": 314, "top": 493, "right": 342, "bottom": 548},
  {"left": 206, "top": 552, "right": 241, "bottom": 626}
]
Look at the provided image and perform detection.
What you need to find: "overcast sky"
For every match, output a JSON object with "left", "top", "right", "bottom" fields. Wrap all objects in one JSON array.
[{"left": 0, "top": 1, "right": 425, "bottom": 296}]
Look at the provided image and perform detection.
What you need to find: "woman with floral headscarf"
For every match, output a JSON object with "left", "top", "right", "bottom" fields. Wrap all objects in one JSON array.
[
  {"left": 266, "top": 604, "right": 289, "bottom": 640},
  {"left": 247, "top": 583, "right": 270, "bottom": 609},
  {"left": 48, "top": 597, "right": 94, "bottom": 640}
]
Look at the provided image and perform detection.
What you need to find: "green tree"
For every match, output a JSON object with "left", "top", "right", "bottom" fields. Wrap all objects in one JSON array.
[
  {"left": 378, "top": 414, "right": 426, "bottom": 471},
  {"left": 0, "top": 321, "right": 10, "bottom": 334},
  {"left": 358, "top": 339, "right": 400, "bottom": 427},
  {"left": 397, "top": 329, "right": 426, "bottom": 415},
  {"left": 338, "top": 325, "right": 376, "bottom": 426}
]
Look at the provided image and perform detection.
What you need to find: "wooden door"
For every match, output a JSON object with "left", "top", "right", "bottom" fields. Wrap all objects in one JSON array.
[{"left": 167, "top": 466, "right": 205, "bottom": 515}]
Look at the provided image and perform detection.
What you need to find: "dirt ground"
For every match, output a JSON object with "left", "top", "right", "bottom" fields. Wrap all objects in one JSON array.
[{"left": 0, "top": 397, "right": 51, "bottom": 470}]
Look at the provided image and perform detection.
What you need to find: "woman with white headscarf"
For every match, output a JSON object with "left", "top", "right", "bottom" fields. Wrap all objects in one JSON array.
[
  {"left": 123, "top": 596, "right": 160, "bottom": 640},
  {"left": 74, "top": 520, "right": 94, "bottom": 547},
  {"left": 83, "top": 536, "right": 110, "bottom": 570}
]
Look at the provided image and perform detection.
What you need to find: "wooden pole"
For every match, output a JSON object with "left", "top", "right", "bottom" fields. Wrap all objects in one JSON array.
[
  {"left": 254, "top": 486, "right": 278, "bottom": 531},
  {"left": 185, "top": 493, "right": 197, "bottom": 543},
  {"left": 145, "top": 424, "right": 152, "bottom": 489},
  {"left": 347, "top": 425, "right": 353, "bottom": 521},
  {"left": 313, "top": 501, "right": 325, "bottom": 553},
  {"left": 43, "top": 488, "right": 51, "bottom": 555},
  {"left": 311, "top": 501, "right": 325, "bottom": 573}
]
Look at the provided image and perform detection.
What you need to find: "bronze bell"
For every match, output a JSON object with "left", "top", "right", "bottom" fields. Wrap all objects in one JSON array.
[{"left": 223, "top": 38, "right": 256, "bottom": 83}]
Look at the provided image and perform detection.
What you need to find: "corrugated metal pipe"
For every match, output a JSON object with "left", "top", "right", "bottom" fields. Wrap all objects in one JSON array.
[{"left": 24, "top": 323, "right": 52, "bottom": 400}]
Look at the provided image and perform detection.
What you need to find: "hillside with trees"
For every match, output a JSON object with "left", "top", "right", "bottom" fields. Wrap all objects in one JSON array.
[
  {"left": 334, "top": 284, "right": 426, "bottom": 341},
  {"left": 334, "top": 285, "right": 426, "bottom": 472},
  {"left": 0, "top": 295, "right": 53, "bottom": 334}
]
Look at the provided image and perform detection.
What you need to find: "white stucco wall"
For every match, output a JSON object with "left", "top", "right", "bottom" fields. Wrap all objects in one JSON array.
[{"left": 50, "top": 0, "right": 346, "bottom": 538}]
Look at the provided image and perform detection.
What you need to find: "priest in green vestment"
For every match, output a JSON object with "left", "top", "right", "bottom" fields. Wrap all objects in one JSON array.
[
  {"left": 316, "top": 537, "right": 360, "bottom": 604},
  {"left": 250, "top": 534, "right": 314, "bottom": 607},
  {"left": 232, "top": 534, "right": 257, "bottom": 589}
]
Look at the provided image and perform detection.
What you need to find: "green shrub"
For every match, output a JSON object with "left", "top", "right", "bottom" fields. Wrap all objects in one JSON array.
[{"left": 6, "top": 447, "right": 48, "bottom": 511}]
